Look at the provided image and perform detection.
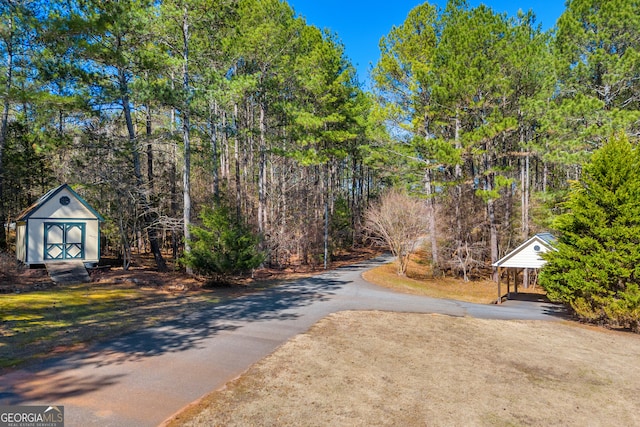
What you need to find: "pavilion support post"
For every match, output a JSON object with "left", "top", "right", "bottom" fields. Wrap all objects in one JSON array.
[
  {"left": 514, "top": 268, "right": 519, "bottom": 294},
  {"left": 506, "top": 267, "right": 511, "bottom": 300},
  {"left": 497, "top": 267, "right": 502, "bottom": 304}
]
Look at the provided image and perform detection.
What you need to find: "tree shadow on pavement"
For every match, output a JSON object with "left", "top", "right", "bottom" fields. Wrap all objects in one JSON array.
[
  {"left": 0, "top": 370, "right": 126, "bottom": 404},
  {"left": 502, "top": 293, "right": 571, "bottom": 320},
  {"left": 0, "top": 274, "right": 349, "bottom": 404}
]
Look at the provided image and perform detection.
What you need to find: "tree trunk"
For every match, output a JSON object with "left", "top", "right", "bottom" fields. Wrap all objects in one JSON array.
[
  {"left": 119, "top": 65, "right": 166, "bottom": 272},
  {"left": 487, "top": 174, "right": 499, "bottom": 282},
  {"left": 0, "top": 20, "right": 13, "bottom": 250},
  {"left": 521, "top": 138, "right": 530, "bottom": 239},
  {"left": 543, "top": 158, "right": 548, "bottom": 193},
  {"left": 146, "top": 103, "right": 154, "bottom": 192},
  {"left": 234, "top": 103, "right": 242, "bottom": 220},
  {"left": 425, "top": 168, "right": 439, "bottom": 275},
  {"left": 453, "top": 113, "right": 464, "bottom": 276},
  {"left": 144, "top": 102, "right": 167, "bottom": 271},
  {"left": 170, "top": 73, "right": 179, "bottom": 259},
  {"left": 258, "top": 101, "right": 267, "bottom": 235},
  {"left": 210, "top": 100, "right": 220, "bottom": 201},
  {"left": 222, "top": 110, "right": 230, "bottom": 181},
  {"left": 182, "top": 7, "right": 192, "bottom": 274},
  {"left": 118, "top": 209, "right": 132, "bottom": 271},
  {"left": 323, "top": 164, "right": 331, "bottom": 269}
]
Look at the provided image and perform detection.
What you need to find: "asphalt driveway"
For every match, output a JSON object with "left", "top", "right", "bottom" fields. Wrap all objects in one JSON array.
[{"left": 0, "top": 256, "right": 567, "bottom": 426}]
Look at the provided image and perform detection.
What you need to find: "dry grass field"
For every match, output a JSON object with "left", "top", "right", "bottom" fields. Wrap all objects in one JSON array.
[
  {"left": 362, "top": 253, "right": 546, "bottom": 304},
  {"left": 168, "top": 311, "right": 640, "bottom": 427},
  {"left": 167, "top": 256, "right": 638, "bottom": 426}
]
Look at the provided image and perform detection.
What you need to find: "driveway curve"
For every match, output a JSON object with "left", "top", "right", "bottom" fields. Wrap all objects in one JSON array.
[{"left": 0, "top": 256, "right": 567, "bottom": 427}]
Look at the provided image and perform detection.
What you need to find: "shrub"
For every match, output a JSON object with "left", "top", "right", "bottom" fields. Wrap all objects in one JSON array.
[
  {"left": 364, "top": 189, "right": 430, "bottom": 276},
  {"left": 182, "top": 205, "right": 264, "bottom": 281}
]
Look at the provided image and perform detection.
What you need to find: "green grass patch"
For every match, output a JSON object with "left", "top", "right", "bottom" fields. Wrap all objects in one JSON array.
[
  {"left": 0, "top": 283, "right": 226, "bottom": 369},
  {"left": 0, "top": 284, "right": 150, "bottom": 367},
  {"left": 0, "top": 280, "right": 254, "bottom": 370}
]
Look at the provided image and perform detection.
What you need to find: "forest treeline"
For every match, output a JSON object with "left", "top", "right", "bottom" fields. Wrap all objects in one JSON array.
[
  {"left": 0, "top": 0, "right": 374, "bottom": 271},
  {"left": 1, "top": 0, "right": 638, "bottom": 278},
  {"left": 372, "top": 0, "right": 640, "bottom": 279}
]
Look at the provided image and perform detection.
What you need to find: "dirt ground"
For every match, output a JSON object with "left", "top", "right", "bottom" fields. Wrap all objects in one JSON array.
[
  {"left": 169, "top": 311, "right": 640, "bottom": 427},
  {"left": 0, "top": 249, "right": 382, "bottom": 293}
]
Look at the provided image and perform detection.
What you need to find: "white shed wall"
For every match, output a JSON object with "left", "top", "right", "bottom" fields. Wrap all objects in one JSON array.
[
  {"left": 498, "top": 240, "right": 551, "bottom": 269},
  {"left": 26, "top": 219, "right": 100, "bottom": 264},
  {"left": 31, "top": 187, "right": 96, "bottom": 220},
  {"left": 16, "top": 224, "right": 26, "bottom": 263}
]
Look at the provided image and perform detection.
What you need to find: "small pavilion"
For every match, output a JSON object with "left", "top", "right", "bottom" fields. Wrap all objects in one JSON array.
[{"left": 492, "top": 233, "right": 556, "bottom": 304}]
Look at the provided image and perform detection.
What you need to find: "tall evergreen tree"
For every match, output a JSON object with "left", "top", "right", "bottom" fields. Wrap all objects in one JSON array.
[
  {"left": 548, "top": 0, "right": 640, "bottom": 166},
  {"left": 0, "top": 0, "right": 37, "bottom": 249},
  {"left": 43, "top": 0, "right": 169, "bottom": 270},
  {"left": 0, "top": 0, "right": 377, "bottom": 272},
  {"left": 372, "top": 0, "right": 549, "bottom": 279},
  {"left": 540, "top": 134, "right": 640, "bottom": 332}
]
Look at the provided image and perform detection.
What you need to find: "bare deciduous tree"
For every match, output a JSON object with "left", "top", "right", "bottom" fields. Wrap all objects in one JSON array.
[{"left": 364, "top": 189, "right": 430, "bottom": 276}]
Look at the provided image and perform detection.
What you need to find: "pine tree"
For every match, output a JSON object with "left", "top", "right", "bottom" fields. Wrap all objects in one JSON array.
[
  {"left": 539, "top": 134, "right": 640, "bottom": 332},
  {"left": 372, "top": 0, "right": 549, "bottom": 279},
  {"left": 546, "top": 0, "right": 640, "bottom": 167},
  {"left": 0, "top": 0, "right": 38, "bottom": 249},
  {"left": 182, "top": 203, "right": 264, "bottom": 282}
]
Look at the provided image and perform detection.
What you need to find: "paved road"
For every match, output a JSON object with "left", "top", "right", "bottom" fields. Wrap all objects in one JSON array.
[{"left": 0, "top": 256, "right": 567, "bottom": 426}]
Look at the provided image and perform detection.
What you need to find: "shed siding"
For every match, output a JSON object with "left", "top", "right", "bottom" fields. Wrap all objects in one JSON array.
[
  {"left": 26, "top": 219, "right": 100, "bottom": 264},
  {"left": 16, "top": 185, "right": 103, "bottom": 265},
  {"left": 497, "top": 242, "right": 551, "bottom": 268},
  {"left": 493, "top": 234, "right": 556, "bottom": 269},
  {"left": 28, "top": 187, "right": 96, "bottom": 220},
  {"left": 16, "top": 224, "right": 26, "bottom": 263}
]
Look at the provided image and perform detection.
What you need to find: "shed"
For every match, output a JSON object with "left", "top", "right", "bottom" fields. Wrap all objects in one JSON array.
[
  {"left": 16, "top": 184, "right": 104, "bottom": 266},
  {"left": 492, "top": 233, "right": 556, "bottom": 303}
]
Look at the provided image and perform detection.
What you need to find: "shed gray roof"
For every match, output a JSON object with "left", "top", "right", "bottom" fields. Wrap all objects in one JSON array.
[{"left": 536, "top": 232, "right": 556, "bottom": 245}]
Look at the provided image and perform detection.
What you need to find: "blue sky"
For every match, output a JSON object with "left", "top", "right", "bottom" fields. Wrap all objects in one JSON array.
[{"left": 288, "top": 1, "right": 566, "bottom": 88}]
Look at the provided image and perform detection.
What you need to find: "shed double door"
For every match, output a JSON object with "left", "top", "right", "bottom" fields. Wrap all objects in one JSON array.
[{"left": 44, "top": 222, "right": 85, "bottom": 260}]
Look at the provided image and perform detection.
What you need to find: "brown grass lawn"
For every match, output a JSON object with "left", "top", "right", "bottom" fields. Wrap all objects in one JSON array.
[
  {"left": 6, "top": 250, "right": 638, "bottom": 426},
  {"left": 362, "top": 253, "right": 546, "bottom": 304},
  {"left": 168, "top": 311, "right": 640, "bottom": 427},
  {"left": 167, "top": 256, "right": 639, "bottom": 426}
]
